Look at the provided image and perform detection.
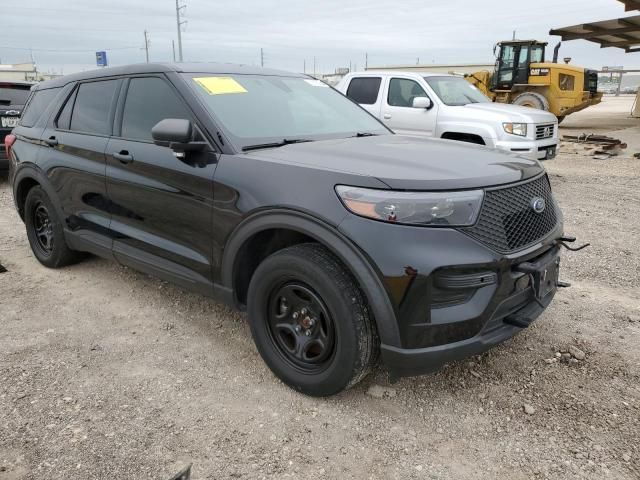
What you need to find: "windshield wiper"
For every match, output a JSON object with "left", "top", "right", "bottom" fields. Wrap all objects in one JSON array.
[
  {"left": 351, "top": 132, "right": 379, "bottom": 138},
  {"left": 242, "top": 138, "right": 313, "bottom": 152}
]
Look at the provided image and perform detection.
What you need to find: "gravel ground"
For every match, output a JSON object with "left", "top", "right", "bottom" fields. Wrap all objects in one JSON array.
[{"left": 1, "top": 103, "right": 639, "bottom": 479}]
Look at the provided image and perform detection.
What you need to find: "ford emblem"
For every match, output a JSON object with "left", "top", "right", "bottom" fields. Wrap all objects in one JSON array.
[{"left": 531, "top": 197, "right": 546, "bottom": 214}]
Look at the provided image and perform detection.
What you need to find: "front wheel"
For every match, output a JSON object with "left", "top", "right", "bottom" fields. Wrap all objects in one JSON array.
[
  {"left": 512, "top": 91, "right": 550, "bottom": 111},
  {"left": 247, "top": 243, "right": 378, "bottom": 396}
]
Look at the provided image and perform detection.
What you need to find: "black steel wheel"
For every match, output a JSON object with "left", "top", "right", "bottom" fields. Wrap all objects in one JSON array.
[
  {"left": 247, "top": 243, "right": 378, "bottom": 396},
  {"left": 24, "top": 186, "right": 82, "bottom": 268},
  {"left": 32, "top": 202, "right": 55, "bottom": 257},
  {"left": 267, "top": 282, "right": 336, "bottom": 372}
]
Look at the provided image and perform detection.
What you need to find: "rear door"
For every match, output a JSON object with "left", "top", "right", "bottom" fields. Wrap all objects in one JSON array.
[
  {"left": 105, "top": 75, "right": 218, "bottom": 295},
  {"left": 381, "top": 77, "right": 438, "bottom": 136},
  {"left": 38, "top": 78, "right": 122, "bottom": 258},
  {"left": 343, "top": 76, "right": 384, "bottom": 117}
]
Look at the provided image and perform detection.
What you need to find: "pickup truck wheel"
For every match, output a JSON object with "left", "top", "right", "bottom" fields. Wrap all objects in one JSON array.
[
  {"left": 512, "top": 91, "right": 550, "bottom": 111},
  {"left": 24, "top": 186, "right": 81, "bottom": 268},
  {"left": 247, "top": 243, "right": 377, "bottom": 396}
]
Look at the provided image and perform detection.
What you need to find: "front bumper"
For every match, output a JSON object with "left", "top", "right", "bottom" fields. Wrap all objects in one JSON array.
[
  {"left": 494, "top": 137, "right": 558, "bottom": 160},
  {"left": 380, "top": 257, "right": 557, "bottom": 377},
  {"left": 338, "top": 213, "right": 563, "bottom": 379}
]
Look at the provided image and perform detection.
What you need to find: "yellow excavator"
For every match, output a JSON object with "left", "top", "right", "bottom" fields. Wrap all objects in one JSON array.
[{"left": 465, "top": 40, "right": 602, "bottom": 123}]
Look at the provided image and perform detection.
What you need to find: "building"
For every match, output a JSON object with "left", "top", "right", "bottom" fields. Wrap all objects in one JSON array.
[
  {"left": 0, "top": 62, "right": 60, "bottom": 82},
  {"left": 366, "top": 63, "right": 495, "bottom": 75}
]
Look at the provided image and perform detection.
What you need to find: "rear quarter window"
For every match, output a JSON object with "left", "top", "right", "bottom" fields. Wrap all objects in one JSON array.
[
  {"left": 346, "top": 77, "right": 382, "bottom": 105},
  {"left": 19, "top": 88, "right": 61, "bottom": 127}
]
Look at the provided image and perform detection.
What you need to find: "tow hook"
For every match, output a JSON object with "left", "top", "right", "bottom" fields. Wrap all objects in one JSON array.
[
  {"left": 554, "top": 235, "right": 590, "bottom": 288},
  {"left": 556, "top": 235, "right": 590, "bottom": 252}
]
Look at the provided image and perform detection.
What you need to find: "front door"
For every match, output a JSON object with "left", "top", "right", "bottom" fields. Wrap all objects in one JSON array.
[
  {"left": 105, "top": 75, "right": 218, "bottom": 295},
  {"left": 381, "top": 77, "right": 438, "bottom": 136}
]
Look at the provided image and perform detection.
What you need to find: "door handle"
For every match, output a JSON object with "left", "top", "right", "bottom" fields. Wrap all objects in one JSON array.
[
  {"left": 113, "top": 150, "right": 134, "bottom": 164},
  {"left": 44, "top": 136, "right": 58, "bottom": 147},
  {"left": 383, "top": 114, "right": 392, "bottom": 120}
]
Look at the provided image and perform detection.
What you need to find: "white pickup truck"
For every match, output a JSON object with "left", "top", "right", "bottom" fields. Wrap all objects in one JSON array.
[{"left": 336, "top": 71, "right": 559, "bottom": 160}]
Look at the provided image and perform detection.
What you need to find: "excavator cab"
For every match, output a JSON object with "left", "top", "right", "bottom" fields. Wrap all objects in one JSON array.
[{"left": 493, "top": 41, "right": 547, "bottom": 90}]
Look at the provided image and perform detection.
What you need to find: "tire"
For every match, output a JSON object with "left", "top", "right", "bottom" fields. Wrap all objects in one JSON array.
[
  {"left": 24, "top": 186, "right": 81, "bottom": 268},
  {"left": 512, "top": 91, "right": 550, "bottom": 111},
  {"left": 247, "top": 243, "right": 378, "bottom": 396}
]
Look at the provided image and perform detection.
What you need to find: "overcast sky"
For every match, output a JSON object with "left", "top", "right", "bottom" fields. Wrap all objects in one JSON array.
[{"left": 2, "top": 0, "right": 639, "bottom": 75}]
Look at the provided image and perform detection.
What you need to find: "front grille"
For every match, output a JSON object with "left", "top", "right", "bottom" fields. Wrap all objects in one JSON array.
[
  {"left": 463, "top": 175, "right": 558, "bottom": 253},
  {"left": 535, "top": 124, "right": 555, "bottom": 140}
]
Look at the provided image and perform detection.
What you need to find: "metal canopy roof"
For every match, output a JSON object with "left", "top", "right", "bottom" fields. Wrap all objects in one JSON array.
[
  {"left": 619, "top": 0, "right": 640, "bottom": 11},
  {"left": 550, "top": 15, "right": 640, "bottom": 52}
]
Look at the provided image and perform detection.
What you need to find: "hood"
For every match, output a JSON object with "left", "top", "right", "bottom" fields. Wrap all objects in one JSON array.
[
  {"left": 244, "top": 135, "right": 544, "bottom": 190},
  {"left": 462, "top": 102, "right": 557, "bottom": 124}
]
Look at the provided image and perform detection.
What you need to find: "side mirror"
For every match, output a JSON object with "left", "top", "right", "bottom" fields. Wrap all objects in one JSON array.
[
  {"left": 412, "top": 97, "right": 433, "bottom": 109},
  {"left": 151, "top": 118, "right": 206, "bottom": 159}
]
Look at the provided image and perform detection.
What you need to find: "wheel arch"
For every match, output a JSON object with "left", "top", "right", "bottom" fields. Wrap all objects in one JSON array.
[
  {"left": 12, "top": 165, "right": 61, "bottom": 222},
  {"left": 221, "top": 209, "right": 401, "bottom": 347}
]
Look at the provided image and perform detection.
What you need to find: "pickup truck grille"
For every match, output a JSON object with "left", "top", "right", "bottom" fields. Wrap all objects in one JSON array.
[
  {"left": 535, "top": 124, "right": 555, "bottom": 140},
  {"left": 462, "top": 175, "right": 558, "bottom": 253}
]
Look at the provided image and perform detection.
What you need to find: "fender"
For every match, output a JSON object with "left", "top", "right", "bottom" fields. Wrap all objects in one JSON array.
[
  {"left": 220, "top": 208, "right": 402, "bottom": 347},
  {"left": 11, "top": 163, "right": 63, "bottom": 222}
]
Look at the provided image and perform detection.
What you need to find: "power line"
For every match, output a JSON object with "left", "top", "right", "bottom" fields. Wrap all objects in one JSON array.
[{"left": 0, "top": 45, "right": 140, "bottom": 53}]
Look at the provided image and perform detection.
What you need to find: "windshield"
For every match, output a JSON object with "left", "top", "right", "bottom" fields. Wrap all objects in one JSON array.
[
  {"left": 0, "top": 86, "right": 31, "bottom": 106},
  {"left": 184, "top": 74, "right": 389, "bottom": 150},
  {"left": 424, "top": 76, "right": 489, "bottom": 106}
]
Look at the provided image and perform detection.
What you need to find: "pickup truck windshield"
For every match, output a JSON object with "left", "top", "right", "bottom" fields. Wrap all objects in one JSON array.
[
  {"left": 185, "top": 74, "right": 389, "bottom": 150},
  {"left": 424, "top": 76, "right": 489, "bottom": 106}
]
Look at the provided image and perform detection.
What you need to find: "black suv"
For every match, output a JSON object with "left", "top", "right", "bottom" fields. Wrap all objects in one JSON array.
[
  {"left": 9, "top": 63, "right": 564, "bottom": 396},
  {"left": 1, "top": 81, "right": 32, "bottom": 169}
]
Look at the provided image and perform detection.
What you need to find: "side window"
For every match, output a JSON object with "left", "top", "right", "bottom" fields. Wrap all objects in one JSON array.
[
  {"left": 346, "top": 77, "right": 382, "bottom": 105},
  {"left": 387, "top": 78, "right": 427, "bottom": 108},
  {"left": 70, "top": 80, "right": 119, "bottom": 135},
  {"left": 56, "top": 88, "right": 77, "bottom": 130},
  {"left": 19, "top": 88, "right": 61, "bottom": 127},
  {"left": 121, "top": 77, "right": 191, "bottom": 141}
]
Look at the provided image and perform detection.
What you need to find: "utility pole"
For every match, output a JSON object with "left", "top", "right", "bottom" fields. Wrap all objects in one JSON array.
[
  {"left": 175, "top": 0, "right": 187, "bottom": 62},
  {"left": 512, "top": 30, "right": 516, "bottom": 40},
  {"left": 143, "top": 30, "right": 150, "bottom": 63},
  {"left": 172, "top": 40, "right": 176, "bottom": 62},
  {"left": 365, "top": 52, "right": 368, "bottom": 70},
  {"left": 416, "top": 57, "right": 419, "bottom": 65},
  {"left": 303, "top": 59, "right": 306, "bottom": 74},
  {"left": 260, "top": 48, "right": 264, "bottom": 67},
  {"left": 313, "top": 56, "right": 316, "bottom": 77}
]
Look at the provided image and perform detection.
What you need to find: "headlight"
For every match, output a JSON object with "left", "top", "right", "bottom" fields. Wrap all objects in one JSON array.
[
  {"left": 503, "top": 123, "right": 527, "bottom": 136},
  {"left": 335, "top": 186, "right": 484, "bottom": 226}
]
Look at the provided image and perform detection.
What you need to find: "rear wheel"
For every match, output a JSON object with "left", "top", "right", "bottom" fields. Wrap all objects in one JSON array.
[
  {"left": 24, "top": 186, "right": 82, "bottom": 268},
  {"left": 512, "top": 91, "right": 550, "bottom": 111},
  {"left": 247, "top": 243, "right": 377, "bottom": 396}
]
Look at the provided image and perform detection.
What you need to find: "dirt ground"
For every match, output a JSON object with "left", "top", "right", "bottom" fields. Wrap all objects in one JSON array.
[{"left": 1, "top": 97, "right": 639, "bottom": 480}]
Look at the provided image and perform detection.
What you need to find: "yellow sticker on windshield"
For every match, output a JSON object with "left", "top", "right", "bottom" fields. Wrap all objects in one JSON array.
[{"left": 193, "top": 77, "right": 248, "bottom": 95}]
